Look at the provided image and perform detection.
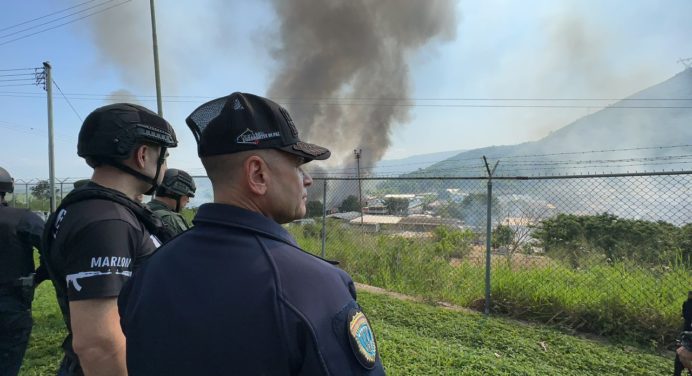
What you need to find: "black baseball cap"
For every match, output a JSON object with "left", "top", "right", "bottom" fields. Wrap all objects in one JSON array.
[{"left": 185, "top": 92, "right": 330, "bottom": 161}]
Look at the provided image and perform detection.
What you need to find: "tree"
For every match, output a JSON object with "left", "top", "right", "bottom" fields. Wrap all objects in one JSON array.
[
  {"left": 339, "top": 195, "right": 361, "bottom": 212},
  {"left": 31, "top": 180, "right": 54, "bottom": 201},
  {"left": 384, "top": 197, "right": 408, "bottom": 215},
  {"left": 492, "top": 225, "right": 514, "bottom": 250},
  {"left": 305, "top": 200, "right": 324, "bottom": 218}
]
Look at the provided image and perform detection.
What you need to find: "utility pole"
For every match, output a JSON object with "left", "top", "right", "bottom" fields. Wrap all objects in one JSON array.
[
  {"left": 354, "top": 149, "right": 363, "bottom": 226},
  {"left": 43, "top": 62, "right": 56, "bottom": 213},
  {"left": 149, "top": 0, "right": 163, "bottom": 116}
]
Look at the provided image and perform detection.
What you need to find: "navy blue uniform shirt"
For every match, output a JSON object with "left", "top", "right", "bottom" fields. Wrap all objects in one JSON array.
[{"left": 119, "top": 203, "right": 385, "bottom": 375}]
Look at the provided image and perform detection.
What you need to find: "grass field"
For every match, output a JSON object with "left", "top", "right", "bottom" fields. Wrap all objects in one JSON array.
[
  {"left": 290, "top": 225, "right": 690, "bottom": 347},
  {"left": 20, "top": 280, "right": 673, "bottom": 375}
]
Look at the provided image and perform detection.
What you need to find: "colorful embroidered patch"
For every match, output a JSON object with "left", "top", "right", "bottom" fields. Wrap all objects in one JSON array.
[{"left": 347, "top": 308, "right": 377, "bottom": 369}]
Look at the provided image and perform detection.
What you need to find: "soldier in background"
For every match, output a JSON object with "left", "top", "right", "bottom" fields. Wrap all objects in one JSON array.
[
  {"left": 42, "top": 104, "right": 177, "bottom": 376},
  {"left": 146, "top": 168, "right": 196, "bottom": 236},
  {"left": 0, "top": 166, "right": 46, "bottom": 376}
]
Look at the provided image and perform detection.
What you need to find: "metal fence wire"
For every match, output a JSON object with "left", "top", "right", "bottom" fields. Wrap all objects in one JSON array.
[
  {"left": 11, "top": 171, "right": 692, "bottom": 345},
  {"left": 291, "top": 171, "right": 692, "bottom": 346}
]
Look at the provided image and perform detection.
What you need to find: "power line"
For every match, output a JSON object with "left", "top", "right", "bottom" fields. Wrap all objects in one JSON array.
[
  {"left": 0, "top": 91, "right": 691, "bottom": 102},
  {"left": 0, "top": 67, "right": 38, "bottom": 72},
  {"left": 0, "top": 0, "right": 119, "bottom": 40},
  {"left": 0, "top": 0, "right": 132, "bottom": 47},
  {"left": 0, "top": 78, "right": 38, "bottom": 82},
  {"left": 437, "top": 144, "right": 692, "bottom": 163},
  {"left": 0, "top": 0, "right": 103, "bottom": 33},
  {"left": 52, "top": 79, "right": 83, "bottom": 122},
  {"left": 0, "top": 73, "right": 39, "bottom": 77},
  {"left": 0, "top": 83, "right": 39, "bottom": 87},
  {"left": 0, "top": 120, "right": 71, "bottom": 143},
  {"left": 0, "top": 92, "right": 690, "bottom": 109}
]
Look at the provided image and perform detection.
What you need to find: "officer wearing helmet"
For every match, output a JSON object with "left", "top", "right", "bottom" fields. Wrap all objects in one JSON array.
[
  {"left": 146, "top": 168, "right": 196, "bottom": 236},
  {"left": 0, "top": 166, "right": 46, "bottom": 375},
  {"left": 41, "top": 103, "right": 177, "bottom": 375}
]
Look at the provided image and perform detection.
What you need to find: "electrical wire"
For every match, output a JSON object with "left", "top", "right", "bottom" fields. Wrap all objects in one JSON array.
[
  {"left": 0, "top": 0, "right": 132, "bottom": 47},
  {"left": 0, "top": 0, "right": 118, "bottom": 40},
  {"left": 52, "top": 79, "right": 83, "bottom": 122},
  {"left": 0, "top": 0, "right": 104, "bottom": 33}
]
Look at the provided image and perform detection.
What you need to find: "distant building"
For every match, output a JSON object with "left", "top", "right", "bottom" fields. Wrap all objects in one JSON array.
[
  {"left": 349, "top": 215, "right": 402, "bottom": 232},
  {"left": 398, "top": 216, "right": 464, "bottom": 232},
  {"left": 326, "top": 211, "right": 361, "bottom": 221}
]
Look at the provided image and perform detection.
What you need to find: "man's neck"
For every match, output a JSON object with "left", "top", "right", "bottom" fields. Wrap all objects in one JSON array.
[
  {"left": 153, "top": 197, "right": 177, "bottom": 211},
  {"left": 91, "top": 166, "right": 146, "bottom": 201}
]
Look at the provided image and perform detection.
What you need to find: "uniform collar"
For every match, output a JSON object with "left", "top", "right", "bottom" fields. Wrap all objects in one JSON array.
[
  {"left": 193, "top": 203, "right": 297, "bottom": 246},
  {"left": 147, "top": 199, "right": 171, "bottom": 211}
]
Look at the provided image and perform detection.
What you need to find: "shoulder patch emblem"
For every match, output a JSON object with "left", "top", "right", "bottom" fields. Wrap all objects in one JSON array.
[{"left": 347, "top": 308, "right": 377, "bottom": 369}]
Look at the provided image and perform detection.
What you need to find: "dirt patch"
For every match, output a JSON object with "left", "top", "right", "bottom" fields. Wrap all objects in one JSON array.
[
  {"left": 451, "top": 245, "right": 556, "bottom": 269},
  {"left": 355, "top": 282, "right": 478, "bottom": 315}
]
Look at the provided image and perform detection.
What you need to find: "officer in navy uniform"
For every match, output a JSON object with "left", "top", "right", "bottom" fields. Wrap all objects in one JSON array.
[
  {"left": 0, "top": 166, "right": 46, "bottom": 376},
  {"left": 119, "top": 92, "right": 385, "bottom": 375},
  {"left": 146, "top": 168, "right": 196, "bottom": 236},
  {"left": 42, "top": 104, "right": 177, "bottom": 376}
]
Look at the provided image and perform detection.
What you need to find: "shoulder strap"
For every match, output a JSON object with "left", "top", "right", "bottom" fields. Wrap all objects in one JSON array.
[{"left": 43, "top": 186, "right": 176, "bottom": 253}]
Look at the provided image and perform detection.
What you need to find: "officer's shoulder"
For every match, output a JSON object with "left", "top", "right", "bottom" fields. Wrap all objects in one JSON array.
[
  {"left": 2, "top": 205, "right": 40, "bottom": 221},
  {"left": 66, "top": 198, "right": 142, "bottom": 228}
]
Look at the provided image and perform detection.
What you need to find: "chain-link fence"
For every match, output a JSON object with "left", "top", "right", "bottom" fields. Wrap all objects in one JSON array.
[
  {"left": 10, "top": 171, "right": 691, "bottom": 346},
  {"left": 286, "top": 171, "right": 691, "bottom": 346}
]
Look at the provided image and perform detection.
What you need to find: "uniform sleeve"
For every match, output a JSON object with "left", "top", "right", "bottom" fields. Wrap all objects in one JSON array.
[
  {"left": 64, "top": 219, "right": 138, "bottom": 301},
  {"left": 283, "top": 311, "right": 328, "bottom": 375},
  {"left": 17, "top": 210, "right": 45, "bottom": 251}
]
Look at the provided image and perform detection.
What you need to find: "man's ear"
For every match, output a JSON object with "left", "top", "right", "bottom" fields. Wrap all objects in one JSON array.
[
  {"left": 133, "top": 144, "right": 148, "bottom": 169},
  {"left": 245, "top": 155, "right": 269, "bottom": 195}
]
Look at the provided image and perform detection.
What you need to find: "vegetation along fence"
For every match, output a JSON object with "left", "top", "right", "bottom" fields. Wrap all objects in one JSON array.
[
  {"left": 12, "top": 170, "right": 692, "bottom": 347},
  {"left": 292, "top": 171, "right": 692, "bottom": 348}
]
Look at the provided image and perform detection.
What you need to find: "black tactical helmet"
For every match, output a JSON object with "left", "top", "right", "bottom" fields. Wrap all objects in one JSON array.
[
  {"left": 78, "top": 103, "right": 178, "bottom": 161},
  {"left": 0, "top": 166, "right": 13, "bottom": 193},
  {"left": 156, "top": 169, "right": 196, "bottom": 198}
]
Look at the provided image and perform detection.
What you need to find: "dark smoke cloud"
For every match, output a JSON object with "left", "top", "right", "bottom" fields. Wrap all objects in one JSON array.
[{"left": 267, "top": 0, "right": 458, "bottom": 168}]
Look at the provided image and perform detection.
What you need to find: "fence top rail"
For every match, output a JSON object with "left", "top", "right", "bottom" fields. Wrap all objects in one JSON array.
[
  {"left": 18, "top": 170, "right": 692, "bottom": 183},
  {"left": 306, "top": 170, "right": 692, "bottom": 181}
]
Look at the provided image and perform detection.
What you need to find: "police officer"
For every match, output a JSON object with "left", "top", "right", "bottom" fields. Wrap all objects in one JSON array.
[
  {"left": 146, "top": 168, "right": 196, "bottom": 236},
  {"left": 42, "top": 104, "right": 177, "bottom": 376},
  {"left": 119, "top": 92, "right": 385, "bottom": 375},
  {"left": 0, "top": 166, "right": 46, "bottom": 376}
]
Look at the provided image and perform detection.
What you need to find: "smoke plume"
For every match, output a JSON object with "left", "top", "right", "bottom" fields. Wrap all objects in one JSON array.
[{"left": 267, "top": 0, "right": 458, "bottom": 169}]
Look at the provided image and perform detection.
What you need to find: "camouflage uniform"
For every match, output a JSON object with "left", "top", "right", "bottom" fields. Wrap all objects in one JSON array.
[{"left": 147, "top": 199, "right": 192, "bottom": 236}]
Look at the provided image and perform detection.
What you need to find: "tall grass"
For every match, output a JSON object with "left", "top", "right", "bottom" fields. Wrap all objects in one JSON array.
[{"left": 289, "top": 222, "right": 691, "bottom": 347}]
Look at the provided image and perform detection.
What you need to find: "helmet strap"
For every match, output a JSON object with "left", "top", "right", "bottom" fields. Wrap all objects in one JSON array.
[{"left": 104, "top": 147, "right": 167, "bottom": 197}]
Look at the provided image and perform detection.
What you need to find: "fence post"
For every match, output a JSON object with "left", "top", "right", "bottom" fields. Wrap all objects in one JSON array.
[
  {"left": 25, "top": 180, "right": 30, "bottom": 209},
  {"left": 483, "top": 157, "right": 499, "bottom": 315},
  {"left": 13, "top": 180, "right": 21, "bottom": 207},
  {"left": 321, "top": 179, "right": 327, "bottom": 258}
]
